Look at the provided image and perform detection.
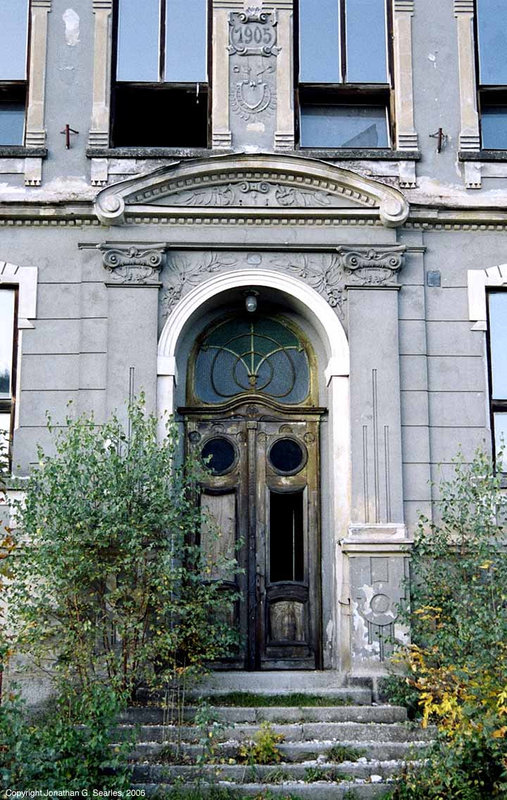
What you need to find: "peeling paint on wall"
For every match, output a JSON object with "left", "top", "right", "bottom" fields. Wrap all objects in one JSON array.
[{"left": 63, "top": 9, "right": 80, "bottom": 46}]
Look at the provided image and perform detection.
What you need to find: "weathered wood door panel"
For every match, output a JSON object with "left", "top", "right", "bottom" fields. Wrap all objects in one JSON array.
[{"left": 184, "top": 406, "right": 322, "bottom": 670}]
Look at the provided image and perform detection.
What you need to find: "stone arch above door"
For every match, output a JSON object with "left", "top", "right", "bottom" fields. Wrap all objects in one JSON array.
[{"left": 157, "top": 268, "right": 349, "bottom": 405}]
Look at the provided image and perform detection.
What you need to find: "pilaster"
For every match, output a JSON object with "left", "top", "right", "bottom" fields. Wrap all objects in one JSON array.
[
  {"left": 88, "top": 0, "right": 113, "bottom": 170},
  {"left": 454, "top": 0, "right": 481, "bottom": 153},
  {"left": 99, "top": 243, "right": 164, "bottom": 419},
  {"left": 392, "top": 0, "right": 418, "bottom": 153},
  {"left": 211, "top": 2, "right": 234, "bottom": 149},
  {"left": 24, "top": 0, "right": 52, "bottom": 185}
]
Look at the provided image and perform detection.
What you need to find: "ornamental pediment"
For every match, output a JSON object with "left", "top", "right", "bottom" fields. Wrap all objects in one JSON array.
[{"left": 94, "top": 154, "right": 409, "bottom": 227}]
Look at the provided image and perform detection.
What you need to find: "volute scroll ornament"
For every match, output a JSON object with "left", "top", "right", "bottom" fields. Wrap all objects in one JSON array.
[
  {"left": 99, "top": 243, "right": 165, "bottom": 284},
  {"left": 337, "top": 245, "right": 406, "bottom": 286}
]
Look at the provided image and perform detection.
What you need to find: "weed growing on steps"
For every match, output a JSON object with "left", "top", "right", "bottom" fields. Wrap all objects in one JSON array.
[
  {"left": 326, "top": 743, "right": 365, "bottom": 763},
  {"left": 194, "top": 701, "right": 226, "bottom": 766},
  {"left": 238, "top": 721, "right": 285, "bottom": 765}
]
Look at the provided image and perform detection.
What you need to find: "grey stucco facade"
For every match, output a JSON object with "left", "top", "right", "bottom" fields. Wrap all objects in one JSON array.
[{"left": 1, "top": 0, "right": 505, "bottom": 680}]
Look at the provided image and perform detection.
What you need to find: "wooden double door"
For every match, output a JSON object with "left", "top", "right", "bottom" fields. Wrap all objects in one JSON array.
[{"left": 185, "top": 402, "right": 323, "bottom": 670}]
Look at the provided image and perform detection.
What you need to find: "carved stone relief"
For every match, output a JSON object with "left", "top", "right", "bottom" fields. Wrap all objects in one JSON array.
[
  {"left": 338, "top": 245, "right": 405, "bottom": 286},
  {"left": 99, "top": 244, "right": 165, "bottom": 284},
  {"left": 157, "top": 180, "right": 339, "bottom": 209},
  {"left": 159, "top": 247, "right": 405, "bottom": 327},
  {"left": 349, "top": 555, "right": 409, "bottom": 662},
  {"left": 228, "top": 9, "right": 278, "bottom": 148}
]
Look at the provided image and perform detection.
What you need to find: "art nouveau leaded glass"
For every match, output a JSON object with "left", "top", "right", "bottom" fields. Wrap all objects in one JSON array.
[{"left": 193, "top": 317, "right": 311, "bottom": 405}]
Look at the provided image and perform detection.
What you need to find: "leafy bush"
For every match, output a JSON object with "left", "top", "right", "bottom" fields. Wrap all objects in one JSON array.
[
  {"left": 379, "top": 674, "right": 421, "bottom": 720},
  {"left": 388, "top": 450, "right": 507, "bottom": 798},
  {"left": 0, "top": 685, "right": 131, "bottom": 791},
  {"left": 6, "top": 399, "right": 240, "bottom": 701}
]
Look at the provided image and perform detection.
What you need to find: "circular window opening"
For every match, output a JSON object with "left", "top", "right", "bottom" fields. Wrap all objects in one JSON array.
[
  {"left": 268, "top": 438, "right": 307, "bottom": 475},
  {"left": 201, "top": 437, "right": 236, "bottom": 475}
]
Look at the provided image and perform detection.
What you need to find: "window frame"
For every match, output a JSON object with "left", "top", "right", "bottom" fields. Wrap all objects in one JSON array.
[
  {"left": 295, "top": 0, "right": 394, "bottom": 150},
  {"left": 0, "top": 285, "right": 18, "bottom": 470},
  {"left": 474, "top": 0, "right": 507, "bottom": 150},
  {"left": 486, "top": 289, "right": 507, "bottom": 474},
  {"left": 111, "top": 0, "right": 212, "bottom": 148}
]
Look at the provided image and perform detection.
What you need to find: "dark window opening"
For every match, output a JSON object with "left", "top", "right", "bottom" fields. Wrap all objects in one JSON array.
[
  {"left": 270, "top": 491, "right": 304, "bottom": 583},
  {"left": 112, "top": 84, "right": 208, "bottom": 147},
  {"left": 112, "top": 0, "right": 209, "bottom": 148},
  {"left": 201, "top": 437, "right": 236, "bottom": 475},
  {"left": 269, "top": 438, "right": 305, "bottom": 474}
]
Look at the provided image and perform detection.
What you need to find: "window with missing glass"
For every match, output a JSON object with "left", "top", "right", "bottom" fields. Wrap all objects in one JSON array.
[
  {"left": 298, "top": 0, "right": 390, "bottom": 149},
  {"left": 476, "top": 0, "right": 507, "bottom": 149},
  {"left": 487, "top": 292, "right": 507, "bottom": 471},
  {"left": 0, "top": 0, "right": 29, "bottom": 146},
  {"left": 112, "top": 0, "right": 209, "bottom": 147},
  {"left": 0, "top": 289, "right": 17, "bottom": 464}
]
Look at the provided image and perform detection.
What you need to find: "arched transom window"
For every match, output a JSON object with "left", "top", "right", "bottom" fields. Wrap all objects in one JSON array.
[{"left": 190, "top": 316, "right": 314, "bottom": 406}]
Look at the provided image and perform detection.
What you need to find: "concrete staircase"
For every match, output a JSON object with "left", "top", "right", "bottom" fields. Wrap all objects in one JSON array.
[{"left": 120, "top": 674, "right": 431, "bottom": 798}]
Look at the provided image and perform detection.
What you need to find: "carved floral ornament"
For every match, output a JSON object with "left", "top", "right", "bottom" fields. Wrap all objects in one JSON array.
[
  {"left": 159, "top": 247, "right": 406, "bottom": 323},
  {"left": 93, "top": 156, "right": 410, "bottom": 228}
]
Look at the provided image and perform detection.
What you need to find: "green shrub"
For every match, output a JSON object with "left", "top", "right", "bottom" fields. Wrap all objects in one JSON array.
[
  {"left": 6, "top": 398, "right": 240, "bottom": 702},
  {"left": 0, "top": 685, "right": 131, "bottom": 791},
  {"left": 379, "top": 675, "right": 421, "bottom": 720},
  {"left": 388, "top": 449, "right": 507, "bottom": 798}
]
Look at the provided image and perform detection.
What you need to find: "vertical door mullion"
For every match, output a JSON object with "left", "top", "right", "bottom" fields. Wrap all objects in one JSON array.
[
  {"left": 339, "top": 0, "right": 346, "bottom": 83},
  {"left": 159, "top": 0, "right": 165, "bottom": 81},
  {"left": 246, "top": 421, "right": 259, "bottom": 669}
]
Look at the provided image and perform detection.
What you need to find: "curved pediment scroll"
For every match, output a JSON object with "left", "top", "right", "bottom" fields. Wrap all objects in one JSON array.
[{"left": 94, "top": 154, "right": 409, "bottom": 228}]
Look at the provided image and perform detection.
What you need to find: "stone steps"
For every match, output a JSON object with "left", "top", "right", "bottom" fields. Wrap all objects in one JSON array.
[
  {"left": 133, "top": 782, "right": 393, "bottom": 798},
  {"left": 118, "top": 720, "right": 430, "bottom": 744},
  {"left": 120, "top": 704, "right": 407, "bottom": 725},
  {"left": 129, "top": 738, "right": 428, "bottom": 764},
  {"left": 126, "top": 680, "right": 431, "bottom": 797}
]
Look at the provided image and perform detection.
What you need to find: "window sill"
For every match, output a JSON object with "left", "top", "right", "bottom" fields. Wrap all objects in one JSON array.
[
  {"left": 0, "top": 146, "right": 47, "bottom": 158},
  {"left": 459, "top": 150, "right": 507, "bottom": 161},
  {"left": 87, "top": 146, "right": 218, "bottom": 159},
  {"left": 297, "top": 148, "right": 420, "bottom": 160}
]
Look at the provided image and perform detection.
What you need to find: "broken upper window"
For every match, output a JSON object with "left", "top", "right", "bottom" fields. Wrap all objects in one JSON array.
[
  {"left": 298, "top": 0, "right": 390, "bottom": 149},
  {"left": 476, "top": 0, "right": 507, "bottom": 149},
  {"left": 0, "top": 0, "right": 29, "bottom": 145},
  {"left": 112, "top": 0, "right": 209, "bottom": 147}
]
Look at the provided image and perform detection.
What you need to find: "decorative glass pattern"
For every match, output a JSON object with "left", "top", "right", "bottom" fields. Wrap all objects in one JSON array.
[{"left": 194, "top": 317, "right": 311, "bottom": 405}]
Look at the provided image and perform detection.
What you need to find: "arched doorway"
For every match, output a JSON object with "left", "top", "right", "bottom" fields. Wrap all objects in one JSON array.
[
  {"left": 181, "top": 314, "right": 323, "bottom": 670},
  {"left": 158, "top": 269, "right": 351, "bottom": 671}
]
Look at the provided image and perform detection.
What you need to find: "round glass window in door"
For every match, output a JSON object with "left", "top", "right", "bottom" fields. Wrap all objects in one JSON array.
[
  {"left": 201, "top": 437, "right": 237, "bottom": 475},
  {"left": 268, "top": 437, "right": 307, "bottom": 475}
]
